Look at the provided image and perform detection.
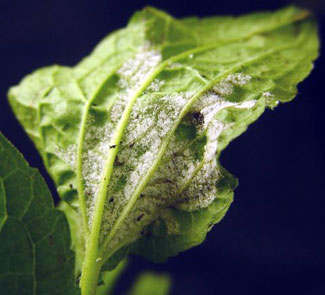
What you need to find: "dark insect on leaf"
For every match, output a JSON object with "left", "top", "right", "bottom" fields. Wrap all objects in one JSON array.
[
  {"left": 114, "top": 156, "right": 124, "bottom": 166},
  {"left": 76, "top": 274, "right": 81, "bottom": 286},
  {"left": 137, "top": 213, "right": 145, "bottom": 222},
  {"left": 192, "top": 112, "right": 204, "bottom": 124}
]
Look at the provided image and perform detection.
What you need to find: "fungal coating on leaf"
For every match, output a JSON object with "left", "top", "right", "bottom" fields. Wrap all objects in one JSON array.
[{"left": 8, "top": 6, "right": 319, "bottom": 268}]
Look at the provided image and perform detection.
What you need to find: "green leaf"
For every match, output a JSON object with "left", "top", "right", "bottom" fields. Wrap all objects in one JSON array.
[
  {"left": 0, "top": 133, "right": 79, "bottom": 295},
  {"left": 128, "top": 272, "right": 171, "bottom": 295},
  {"left": 8, "top": 5, "right": 319, "bottom": 294},
  {"left": 58, "top": 201, "right": 85, "bottom": 278}
]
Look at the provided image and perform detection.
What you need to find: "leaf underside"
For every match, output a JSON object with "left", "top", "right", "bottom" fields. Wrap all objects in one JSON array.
[
  {"left": 8, "top": 5, "right": 319, "bottom": 270},
  {"left": 0, "top": 133, "right": 79, "bottom": 295}
]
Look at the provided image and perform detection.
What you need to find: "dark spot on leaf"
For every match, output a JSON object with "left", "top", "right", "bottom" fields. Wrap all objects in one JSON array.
[
  {"left": 109, "top": 197, "right": 114, "bottom": 203},
  {"left": 129, "top": 142, "right": 135, "bottom": 148},
  {"left": 93, "top": 103, "right": 97, "bottom": 107},
  {"left": 140, "top": 228, "right": 151, "bottom": 236},
  {"left": 76, "top": 274, "right": 81, "bottom": 286},
  {"left": 69, "top": 184, "right": 73, "bottom": 189},
  {"left": 137, "top": 213, "right": 145, "bottom": 222},
  {"left": 139, "top": 194, "right": 144, "bottom": 198},
  {"left": 192, "top": 112, "right": 204, "bottom": 124},
  {"left": 110, "top": 144, "right": 117, "bottom": 149},
  {"left": 114, "top": 156, "right": 123, "bottom": 166},
  {"left": 164, "top": 179, "right": 173, "bottom": 184}
]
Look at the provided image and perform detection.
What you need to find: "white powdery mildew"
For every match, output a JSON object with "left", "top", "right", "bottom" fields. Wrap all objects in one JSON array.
[
  {"left": 147, "top": 79, "right": 165, "bottom": 92},
  {"left": 110, "top": 90, "right": 257, "bottom": 223},
  {"left": 99, "top": 69, "right": 256, "bottom": 245},
  {"left": 82, "top": 117, "right": 113, "bottom": 222},
  {"left": 177, "top": 120, "right": 226, "bottom": 211},
  {"left": 203, "top": 99, "right": 257, "bottom": 162},
  {"left": 117, "top": 44, "right": 161, "bottom": 88},
  {"left": 204, "top": 119, "right": 228, "bottom": 162},
  {"left": 100, "top": 92, "right": 191, "bottom": 240},
  {"left": 193, "top": 91, "right": 257, "bottom": 130},
  {"left": 111, "top": 46, "right": 162, "bottom": 123},
  {"left": 213, "top": 81, "right": 234, "bottom": 96},
  {"left": 157, "top": 93, "right": 189, "bottom": 136},
  {"left": 225, "top": 73, "right": 251, "bottom": 86},
  {"left": 262, "top": 91, "right": 273, "bottom": 98},
  {"left": 128, "top": 94, "right": 187, "bottom": 183},
  {"left": 178, "top": 90, "right": 257, "bottom": 210},
  {"left": 145, "top": 145, "right": 198, "bottom": 201},
  {"left": 119, "top": 92, "right": 190, "bottom": 155},
  {"left": 125, "top": 144, "right": 159, "bottom": 193},
  {"left": 213, "top": 73, "right": 251, "bottom": 96},
  {"left": 82, "top": 44, "right": 162, "bottom": 225},
  {"left": 263, "top": 91, "right": 279, "bottom": 106},
  {"left": 178, "top": 161, "right": 219, "bottom": 211},
  {"left": 55, "top": 144, "right": 77, "bottom": 168}
]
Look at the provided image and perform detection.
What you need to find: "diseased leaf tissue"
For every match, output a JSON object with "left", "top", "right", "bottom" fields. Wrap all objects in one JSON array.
[{"left": 1, "top": 6, "right": 319, "bottom": 295}]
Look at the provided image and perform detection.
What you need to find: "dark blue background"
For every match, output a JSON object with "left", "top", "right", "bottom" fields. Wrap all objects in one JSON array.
[{"left": 1, "top": 0, "right": 324, "bottom": 294}]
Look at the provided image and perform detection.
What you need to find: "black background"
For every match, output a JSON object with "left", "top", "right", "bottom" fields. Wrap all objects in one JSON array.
[{"left": 1, "top": 0, "right": 324, "bottom": 294}]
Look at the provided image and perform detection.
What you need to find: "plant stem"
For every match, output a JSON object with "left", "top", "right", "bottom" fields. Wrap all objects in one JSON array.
[{"left": 80, "top": 243, "right": 102, "bottom": 295}]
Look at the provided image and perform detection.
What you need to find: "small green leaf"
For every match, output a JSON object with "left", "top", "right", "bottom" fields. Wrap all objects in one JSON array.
[
  {"left": 0, "top": 133, "right": 79, "bottom": 295},
  {"left": 128, "top": 272, "right": 171, "bottom": 295}
]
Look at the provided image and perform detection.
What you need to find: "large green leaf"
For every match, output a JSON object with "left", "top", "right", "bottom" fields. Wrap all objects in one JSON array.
[
  {"left": 0, "top": 133, "right": 79, "bottom": 295},
  {"left": 8, "top": 5, "right": 319, "bottom": 291}
]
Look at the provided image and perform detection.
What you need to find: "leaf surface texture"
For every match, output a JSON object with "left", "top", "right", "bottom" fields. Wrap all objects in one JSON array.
[{"left": 8, "top": 6, "right": 319, "bottom": 266}]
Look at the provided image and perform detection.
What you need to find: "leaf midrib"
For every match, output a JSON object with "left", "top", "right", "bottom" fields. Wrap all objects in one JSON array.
[{"left": 76, "top": 64, "right": 125, "bottom": 236}]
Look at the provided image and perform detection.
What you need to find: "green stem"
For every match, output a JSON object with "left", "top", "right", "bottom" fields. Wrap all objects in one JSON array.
[
  {"left": 79, "top": 104, "right": 129, "bottom": 294},
  {"left": 79, "top": 148, "right": 117, "bottom": 294},
  {"left": 80, "top": 249, "right": 102, "bottom": 295}
]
